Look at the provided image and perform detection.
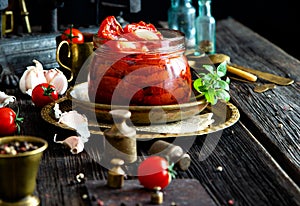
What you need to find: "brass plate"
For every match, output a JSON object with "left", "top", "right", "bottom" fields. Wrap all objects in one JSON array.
[
  {"left": 41, "top": 97, "right": 240, "bottom": 139},
  {"left": 67, "top": 82, "right": 209, "bottom": 125}
]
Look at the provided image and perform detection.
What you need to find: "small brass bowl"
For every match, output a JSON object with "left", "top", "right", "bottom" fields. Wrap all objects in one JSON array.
[{"left": 0, "top": 136, "right": 48, "bottom": 205}]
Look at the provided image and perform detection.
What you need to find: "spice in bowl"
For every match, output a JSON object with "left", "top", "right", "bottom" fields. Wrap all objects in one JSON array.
[{"left": 0, "top": 140, "right": 40, "bottom": 155}]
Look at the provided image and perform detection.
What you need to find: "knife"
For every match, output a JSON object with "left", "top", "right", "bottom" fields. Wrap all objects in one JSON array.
[
  {"left": 207, "top": 53, "right": 294, "bottom": 86},
  {"left": 229, "top": 63, "right": 294, "bottom": 86},
  {"left": 188, "top": 52, "right": 294, "bottom": 85}
]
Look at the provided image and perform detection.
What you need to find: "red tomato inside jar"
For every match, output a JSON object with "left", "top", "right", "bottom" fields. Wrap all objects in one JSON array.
[{"left": 88, "top": 29, "right": 192, "bottom": 106}]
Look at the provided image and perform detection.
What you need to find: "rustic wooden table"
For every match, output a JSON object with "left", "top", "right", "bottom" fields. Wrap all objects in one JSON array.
[{"left": 1, "top": 18, "right": 299, "bottom": 206}]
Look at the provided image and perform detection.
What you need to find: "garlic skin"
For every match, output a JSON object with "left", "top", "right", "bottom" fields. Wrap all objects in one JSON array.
[
  {"left": 58, "top": 110, "right": 90, "bottom": 142},
  {"left": 0, "top": 91, "right": 16, "bottom": 108},
  {"left": 19, "top": 59, "right": 47, "bottom": 95},
  {"left": 19, "top": 59, "right": 69, "bottom": 96},
  {"left": 44, "top": 68, "right": 68, "bottom": 95},
  {"left": 53, "top": 103, "right": 62, "bottom": 119}
]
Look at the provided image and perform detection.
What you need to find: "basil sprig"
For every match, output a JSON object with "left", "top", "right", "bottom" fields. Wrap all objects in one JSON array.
[{"left": 193, "top": 61, "right": 230, "bottom": 105}]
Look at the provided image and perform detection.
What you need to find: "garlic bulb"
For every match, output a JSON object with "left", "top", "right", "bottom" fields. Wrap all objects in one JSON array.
[
  {"left": 19, "top": 59, "right": 69, "bottom": 96},
  {"left": 19, "top": 59, "right": 47, "bottom": 95},
  {"left": 44, "top": 68, "right": 68, "bottom": 95}
]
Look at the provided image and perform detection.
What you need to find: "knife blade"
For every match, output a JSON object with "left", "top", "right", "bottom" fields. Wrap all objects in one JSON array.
[{"left": 229, "top": 63, "right": 294, "bottom": 86}]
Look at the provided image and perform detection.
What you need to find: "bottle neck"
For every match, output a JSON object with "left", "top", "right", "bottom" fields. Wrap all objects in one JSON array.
[
  {"left": 198, "top": 0, "right": 212, "bottom": 16},
  {"left": 171, "top": 0, "right": 192, "bottom": 8}
]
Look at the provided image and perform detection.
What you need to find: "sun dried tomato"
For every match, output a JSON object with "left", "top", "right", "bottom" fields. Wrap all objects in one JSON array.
[{"left": 97, "top": 16, "right": 124, "bottom": 40}]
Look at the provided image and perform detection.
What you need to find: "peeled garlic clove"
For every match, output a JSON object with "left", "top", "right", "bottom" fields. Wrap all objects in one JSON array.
[
  {"left": 44, "top": 68, "right": 68, "bottom": 95},
  {"left": 63, "top": 136, "right": 84, "bottom": 154},
  {"left": 54, "top": 134, "right": 84, "bottom": 154},
  {"left": 134, "top": 29, "right": 161, "bottom": 40}
]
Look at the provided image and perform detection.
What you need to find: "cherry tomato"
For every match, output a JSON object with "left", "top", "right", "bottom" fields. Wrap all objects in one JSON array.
[
  {"left": 0, "top": 107, "right": 23, "bottom": 136},
  {"left": 137, "top": 156, "right": 176, "bottom": 190},
  {"left": 61, "top": 25, "right": 84, "bottom": 44},
  {"left": 97, "top": 16, "right": 124, "bottom": 40},
  {"left": 31, "top": 83, "right": 58, "bottom": 108}
]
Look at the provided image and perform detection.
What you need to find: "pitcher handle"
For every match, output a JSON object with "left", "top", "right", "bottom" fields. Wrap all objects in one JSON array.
[
  {"left": 4, "top": 11, "right": 14, "bottom": 33},
  {"left": 56, "top": 40, "right": 73, "bottom": 82}
]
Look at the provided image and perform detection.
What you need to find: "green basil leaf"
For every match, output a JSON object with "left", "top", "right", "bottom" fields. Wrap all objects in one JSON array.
[
  {"left": 225, "top": 77, "right": 231, "bottom": 84},
  {"left": 216, "top": 80, "right": 230, "bottom": 91},
  {"left": 216, "top": 90, "right": 230, "bottom": 102},
  {"left": 217, "top": 61, "right": 227, "bottom": 77},
  {"left": 193, "top": 79, "right": 203, "bottom": 93},
  {"left": 205, "top": 88, "right": 216, "bottom": 105},
  {"left": 203, "top": 65, "right": 214, "bottom": 74}
]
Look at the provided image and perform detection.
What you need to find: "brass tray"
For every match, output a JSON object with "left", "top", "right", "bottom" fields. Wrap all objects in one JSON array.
[{"left": 41, "top": 97, "right": 240, "bottom": 139}]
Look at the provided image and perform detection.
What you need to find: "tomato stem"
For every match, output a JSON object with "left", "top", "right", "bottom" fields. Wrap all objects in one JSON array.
[
  {"left": 62, "top": 24, "right": 79, "bottom": 43},
  {"left": 168, "top": 162, "right": 177, "bottom": 179},
  {"left": 15, "top": 106, "right": 24, "bottom": 134},
  {"left": 42, "top": 85, "right": 56, "bottom": 101}
]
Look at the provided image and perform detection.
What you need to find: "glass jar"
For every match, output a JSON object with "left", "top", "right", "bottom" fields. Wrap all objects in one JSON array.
[{"left": 88, "top": 29, "right": 192, "bottom": 106}]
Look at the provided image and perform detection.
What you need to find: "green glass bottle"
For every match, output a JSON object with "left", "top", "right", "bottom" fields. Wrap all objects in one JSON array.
[
  {"left": 168, "top": 0, "right": 196, "bottom": 48},
  {"left": 195, "top": 0, "right": 216, "bottom": 54}
]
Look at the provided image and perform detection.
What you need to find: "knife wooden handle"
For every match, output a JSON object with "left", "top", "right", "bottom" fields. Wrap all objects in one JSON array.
[
  {"left": 229, "top": 63, "right": 294, "bottom": 86},
  {"left": 227, "top": 64, "right": 258, "bottom": 82}
]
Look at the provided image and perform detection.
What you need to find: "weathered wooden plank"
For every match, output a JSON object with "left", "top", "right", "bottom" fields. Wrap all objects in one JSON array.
[
  {"left": 182, "top": 123, "right": 300, "bottom": 206},
  {"left": 216, "top": 18, "right": 300, "bottom": 185}
]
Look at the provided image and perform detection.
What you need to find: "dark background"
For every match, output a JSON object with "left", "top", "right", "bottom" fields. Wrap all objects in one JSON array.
[{"left": 14, "top": 0, "right": 300, "bottom": 60}]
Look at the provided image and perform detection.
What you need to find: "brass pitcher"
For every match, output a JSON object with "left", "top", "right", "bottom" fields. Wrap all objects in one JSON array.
[{"left": 56, "top": 33, "right": 93, "bottom": 85}]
